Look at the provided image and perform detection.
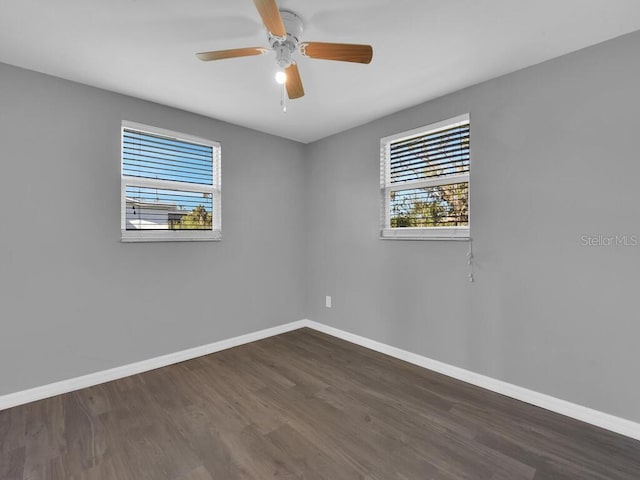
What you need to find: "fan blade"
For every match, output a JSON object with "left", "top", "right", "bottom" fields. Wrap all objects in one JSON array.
[
  {"left": 253, "top": 0, "right": 286, "bottom": 37},
  {"left": 285, "top": 63, "right": 304, "bottom": 99},
  {"left": 196, "top": 47, "right": 268, "bottom": 61},
  {"left": 300, "top": 42, "right": 373, "bottom": 64}
]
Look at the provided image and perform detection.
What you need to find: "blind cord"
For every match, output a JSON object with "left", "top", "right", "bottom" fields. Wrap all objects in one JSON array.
[{"left": 467, "top": 238, "right": 474, "bottom": 282}]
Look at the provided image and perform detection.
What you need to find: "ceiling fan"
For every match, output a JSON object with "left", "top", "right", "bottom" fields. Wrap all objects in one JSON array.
[{"left": 196, "top": 0, "right": 373, "bottom": 103}]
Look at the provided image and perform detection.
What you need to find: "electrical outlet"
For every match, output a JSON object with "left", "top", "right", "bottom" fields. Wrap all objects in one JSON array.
[{"left": 325, "top": 296, "right": 332, "bottom": 308}]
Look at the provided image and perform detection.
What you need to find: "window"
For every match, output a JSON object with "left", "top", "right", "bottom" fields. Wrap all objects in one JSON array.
[
  {"left": 380, "top": 114, "right": 470, "bottom": 240},
  {"left": 121, "top": 121, "right": 221, "bottom": 242}
]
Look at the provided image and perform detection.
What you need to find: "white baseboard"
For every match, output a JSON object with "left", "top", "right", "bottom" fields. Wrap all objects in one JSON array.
[
  {"left": 304, "top": 320, "right": 640, "bottom": 442},
  {"left": 2, "top": 318, "right": 639, "bottom": 442},
  {"left": 0, "top": 320, "right": 307, "bottom": 411}
]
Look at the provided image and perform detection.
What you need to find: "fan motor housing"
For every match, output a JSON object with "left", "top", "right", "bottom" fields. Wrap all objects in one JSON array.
[
  {"left": 269, "top": 10, "right": 304, "bottom": 68},
  {"left": 280, "top": 10, "right": 304, "bottom": 44}
]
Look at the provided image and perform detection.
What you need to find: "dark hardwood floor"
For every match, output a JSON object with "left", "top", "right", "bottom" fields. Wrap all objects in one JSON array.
[{"left": 1, "top": 328, "right": 639, "bottom": 479}]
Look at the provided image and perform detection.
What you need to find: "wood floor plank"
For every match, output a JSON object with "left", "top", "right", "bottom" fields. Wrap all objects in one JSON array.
[
  {"left": 2, "top": 327, "right": 639, "bottom": 479},
  {"left": 266, "top": 423, "right": 363, "bottom": 480},
  {"left": 0, "top": 406, "right": 26, "bottom": 455},
  {"left": 0, "top": 447, "right": 25, "bottom": 480}
]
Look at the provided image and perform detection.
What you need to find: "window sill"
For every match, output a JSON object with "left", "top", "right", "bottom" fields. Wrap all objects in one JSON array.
[
  {"left": 121, "top": 231, "right": 221, "bottom": 243},
  {"left": 381, "top": 227, "right": 470, "bottom": 241}
]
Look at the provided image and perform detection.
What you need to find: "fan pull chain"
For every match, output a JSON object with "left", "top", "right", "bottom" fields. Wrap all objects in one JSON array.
[{"left": 281, "top": 83, "right": 287, "bottom": 113}]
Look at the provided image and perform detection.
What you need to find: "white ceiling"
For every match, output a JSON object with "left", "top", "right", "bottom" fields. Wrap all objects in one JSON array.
[{"left": 1, "top": 1, "right": 640, "bottom": 143}]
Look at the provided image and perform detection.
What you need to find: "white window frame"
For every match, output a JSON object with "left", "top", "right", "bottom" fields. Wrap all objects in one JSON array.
[
  {"left": 380, "top": 114, "right": 470, "bottom": 241},
  {"left": 121, "top": 121, "right": 221, "bottom": 242}
]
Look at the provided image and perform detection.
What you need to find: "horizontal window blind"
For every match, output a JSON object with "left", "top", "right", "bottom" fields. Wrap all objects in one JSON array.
[
  {"left": 390, "top": 123, "right": 469, "bottom": 184},
  {"left": 121, "top": 122, "right": 221, "bottom": 241},
  {"left": 381, "top": 115, "right": 470, "bottom": 237},
  {"left": 123, "top": 129, "right": 214, "bottom": 185}
]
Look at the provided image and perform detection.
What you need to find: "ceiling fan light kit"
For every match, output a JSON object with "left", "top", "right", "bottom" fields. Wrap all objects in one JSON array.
[
  {"left": 275, "top": 70, "right": 287, "bottom": 84},
  {"left": 196, "top": 0, "right": 373, "bottom": 109}
]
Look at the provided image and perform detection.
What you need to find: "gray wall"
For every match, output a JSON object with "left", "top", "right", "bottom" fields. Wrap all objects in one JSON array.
[
  {"left": 305, "top": 30, "right": 640, "bottom": 422},
  {"left": 0, "top": 62, "right": 307, "bottom": 395},
  {"left": 2, "top": 30, "right": 639, "bottom": 425}
]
